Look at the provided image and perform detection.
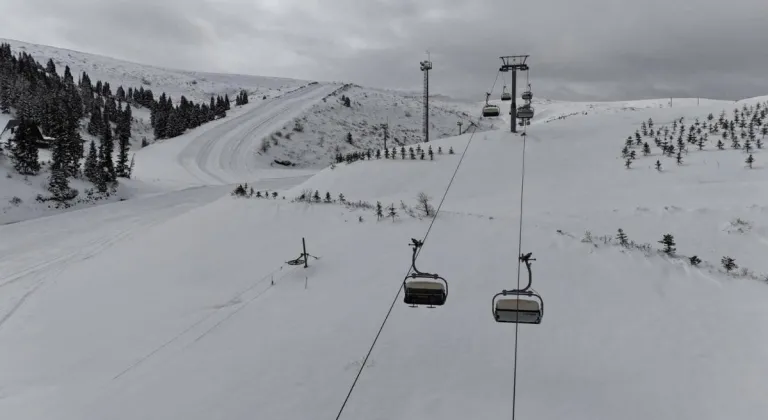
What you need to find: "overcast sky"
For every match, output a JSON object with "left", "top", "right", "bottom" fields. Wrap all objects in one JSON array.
[{"left": 2, "top": 0, "right": 767, "bottom": 101}]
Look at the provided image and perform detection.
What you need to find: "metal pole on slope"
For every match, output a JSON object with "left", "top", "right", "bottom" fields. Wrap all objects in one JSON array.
[
  {"left": 420, "top": 52, "right": 433, "bottom": 143},
  {"left": 302, "top": 237, "right": 308, "bottom": 268},
  {"left": 511, "top": 70, "right": 517, "bottom": 133}
]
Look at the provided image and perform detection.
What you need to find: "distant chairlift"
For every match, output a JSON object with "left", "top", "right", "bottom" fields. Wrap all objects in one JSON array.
[
  {"left": 517, "top": 104, "right": 534, "bottom": 120},
  {"left": 492, "top": 253, "right": 543, "bottom": 324},
  {"left": 501, "top": 86, "right": 512, "bottom": 101},
  {"left": 522, "top": 88, "right": 533, "bottom": 101},
  {"left": 482, "top": 92, "right": 501, "bottom": 117},
  {"left": 403, "top": 239, "right": 448, "bottom": 308}
]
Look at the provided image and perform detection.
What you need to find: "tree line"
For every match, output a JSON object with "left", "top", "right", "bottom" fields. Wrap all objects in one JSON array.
[{"left": 0, "top": 42, "right": 249, "bottom": 203}]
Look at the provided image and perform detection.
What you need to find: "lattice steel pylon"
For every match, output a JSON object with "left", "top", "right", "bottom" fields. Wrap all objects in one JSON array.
[
  {"left": 420, "top": 53, "right": 433, "bottom": 142},
  {"left": 499, "top": 55, "right": 529, "bottom": 133}
]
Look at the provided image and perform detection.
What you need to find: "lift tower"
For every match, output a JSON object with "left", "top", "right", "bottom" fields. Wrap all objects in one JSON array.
[
  {"left": 499, "top": 55, "right": 529, "bottom": 133},
  {"left": 420, "top": 53, "right": 433, "bottom": 142}
]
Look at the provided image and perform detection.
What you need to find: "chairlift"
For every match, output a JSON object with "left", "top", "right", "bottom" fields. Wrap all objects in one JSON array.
[
  {"left": 403, "top": 239, "right": 448, "bottom": 308},
  {"left": 483, "top": 104, "right": 501, "bottom": 117},
  {"left": 521, "top": 83, "right": 533, "bottom": 101},
  {"left": 492, "top": 253, "right": 543, "bottom": 324},
  {"left": 517, "top": 105, "right": 534, "bottom": 120},
  {"left": 501, "top": 86, "right": 512, "bottom": 101}
]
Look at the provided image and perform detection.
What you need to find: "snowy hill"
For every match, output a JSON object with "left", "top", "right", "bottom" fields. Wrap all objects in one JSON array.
[
  {"left": 248, "top": 84, "right": 494, "bottom": 168},
  {"left": 0, "top": 40, "right": 489, "bottom": 223},
  {"left": 0, "top": 38, "right": 308, "bottom": 105},
  {"left": 2, "top": 80, "right": 768, "bottom": 420}
]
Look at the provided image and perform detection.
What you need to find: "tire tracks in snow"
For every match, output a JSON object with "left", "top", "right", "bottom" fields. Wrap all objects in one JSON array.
[
  {"left": 0, "top": 187, "right": 229, "bottom": 331},
  {"left": 176, "top": 83, "right": 332, "bottom": 185},
  {"left": 111, "top": 264, "right": 300, "bottom": 380}
]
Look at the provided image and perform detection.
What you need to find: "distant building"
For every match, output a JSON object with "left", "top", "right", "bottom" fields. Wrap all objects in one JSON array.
[{"left": 1, "top": 119, "right": 55, "bottom": 148}]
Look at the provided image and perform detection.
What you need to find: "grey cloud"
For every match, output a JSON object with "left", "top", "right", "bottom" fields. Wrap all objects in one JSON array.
[{"left": 1, "top": 0, "right": 767, "bottom": 101}]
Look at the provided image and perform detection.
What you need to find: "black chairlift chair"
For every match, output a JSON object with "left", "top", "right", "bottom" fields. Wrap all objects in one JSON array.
[
  {"left": 482, "top": 92, "right": 501, "bottom": 118},
  {"left": 501, "top": 86, "right": 512, "bottom": 101},
  {"left": 517, "top": 105, "right": 534, "bottom": 120},
  {"left": 483, "top": 104, "right": 501, "bottom": 117},
  {"left": 492, "top": 253, "right": 543, "bottom": 324},
  {"left": 403, "top": 238, "right": 448, "bottom": 308}
]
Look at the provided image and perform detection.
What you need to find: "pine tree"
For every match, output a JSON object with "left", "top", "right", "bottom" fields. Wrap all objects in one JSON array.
[
  {"left": 659, "top": 234, "right": 676, "bottom": 255},
  {"left": 689, "top": 256, "right": 701, "bottom": 266},
  {"left": 721, "top": 256, "right": 737, "bottom": 272},
  {"left": 11, "top": 119, "right": 40, "bottom": 175},
  {"left": 45, "top": 58, "right": 57, "bottom": 75},
  {"left": 641, "top": 121, "right": 648, "bottom": 136},
  {"left": 449, "top": 147, "right": 455, "bottom": 154},
  {"left": 384, "top": 148, "right": 390, "bottom": 159},
  {"left": 84, "top": 140, "right": 99, "bottom": 183},
  {"left": 116, "top": 103, "right": 132, "bottom": 178},
  {"left": 717, "top": 139, "right": 725, "bottom": 150},
  {"left": 643, "top": 142, "right": 651, "bottom": 156},
  {"left": 375, "top": 149, "right": 381, "bottom": 159},
  {"left": 409, "top": 147, "right": 415, "bottom": 160},
  {"left": 388, "top": 203, "right": 398, "bottom": 222},
  {"left": 48, "top": 163, "right": 77, "bottom": 202},
  {"left": 625, "top": 158, "right": 632, "bottom": 169},
  {"left": 375, "top": 201, "right": 384, "bottom": 220},
  {"left": 676, "top": 151, "right": 683, "bottom": 165},
  {"left": 400, "top": 146, "right": 406, "bottom": 159},
  {"left": 313, "top": 190, "right": 321, "bottom": 202},
  {"left": 697, "top": 136, "right": 705, "bottom": 150},
  {"left": 655, "top": 160, "right": 662, "bottom": 171},
  {"left": 338, "top": 193, "right": 346, "bottom": 203},
  {"left": 616, "top": 229, "right": 628, "bottom": 247},
  {"left": 99, "top": 113, "right": 116, "bottom": 182},
  {"left": 346, "top": 132, "right": 353, "bottom": 145},
  {"left": 325, "top": 192, "right": 332, "bottom": 203},
  {"left": 87, "top": 105, "right": 102, "bottom": 136},
  {"left": 48, "top": 131, "right": 77, "bottom": 202},
  {"left": 438, "top": 146, "right": 443, "bottom": 155},
  {"left": 746, "top": 154, "right": 754, "bottom": 169},
  {"left": 428, "top": 146, "right": 434, "bottom": 160}
]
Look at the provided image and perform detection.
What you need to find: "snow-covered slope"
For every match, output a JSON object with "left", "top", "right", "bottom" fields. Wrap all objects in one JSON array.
[
  {"left": 0, "top": 38, "right": 308, "bottom": 105},
  {"left": 260, "top": 84, "right": 493, "bottom": 167},
  {"left": 2, "top": 89, "right": 768, "bottom": 420}
]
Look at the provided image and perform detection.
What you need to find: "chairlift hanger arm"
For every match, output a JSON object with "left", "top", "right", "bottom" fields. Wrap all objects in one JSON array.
[
  {"left": 409, "top": 238, "right": 436, "bottom": 277},
  {"left": 516, "top": 252, "right": 535, "bottom": 292}
]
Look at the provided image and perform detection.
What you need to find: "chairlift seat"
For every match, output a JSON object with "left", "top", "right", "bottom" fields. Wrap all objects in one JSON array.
[
  {"left": 494, "top": 297, "right": 541, "bottom": 324},
  {"left": 522, "top": 91, "right": 532, "bottom": 101},
  {"left": 482, "top": 105, "right": 500, "bottom": 117},
  {"left": 501, "top": 92, "right": 512, "bottom": 101},
  {"left": 517, "top": 106, "right": 534, "bottom": 120},
  {"left": 404, "top": 280, "right": 447, "bottom": 306}
]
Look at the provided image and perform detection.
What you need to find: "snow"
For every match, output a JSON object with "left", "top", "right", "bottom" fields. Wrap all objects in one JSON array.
[
  {"left": 260, "top": 84, "right": 493, "bottom": 167},
  {"left": 2, "top": 83, "right": 768, "bottom": 420},
  {"left": 0, "top": 40, "right": 494, "bottom": 225},
  {"left": 0, "top": 38, "right": 308, "bottom": 105}
]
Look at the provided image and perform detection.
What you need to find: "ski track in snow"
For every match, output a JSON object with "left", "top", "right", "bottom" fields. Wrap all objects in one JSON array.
[
  {"left": 175, "top": 83, "right": 337, "bottom": 185},
  {"left": 0, "top": 83, "right": 333, "bottom": 331}
]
